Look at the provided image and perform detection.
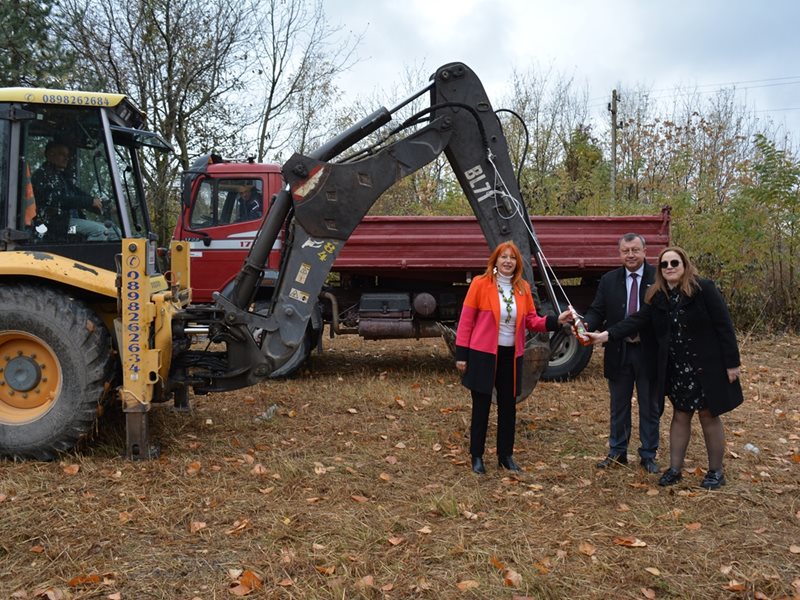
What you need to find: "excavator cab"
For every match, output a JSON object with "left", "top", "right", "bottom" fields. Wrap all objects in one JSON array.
[{"left": 0, "top": 89, "right": 170, "bottom": 269}]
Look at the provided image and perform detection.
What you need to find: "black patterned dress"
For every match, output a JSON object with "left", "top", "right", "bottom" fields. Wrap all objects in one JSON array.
[{"left": 666, "top": 287, "right": 706, "bottom": 411}]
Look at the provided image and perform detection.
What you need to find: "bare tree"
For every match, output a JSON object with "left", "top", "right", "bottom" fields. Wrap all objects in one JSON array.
[
  {"left": 247, "top": 0, "right": 359, "bottom": 162},
  {"left": 500, "top": 65, "right": 590, "bottom": 214},
  {"left": 56, "top": 0, "right": 253, "bottom": 242},
  {"left": 614, "top": 84, "right": 759, "bottom": 210}
]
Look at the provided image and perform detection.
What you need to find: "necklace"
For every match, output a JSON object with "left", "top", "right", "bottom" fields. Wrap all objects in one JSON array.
[{"left": 498, "top": 284, "right": 515, "bottom": 324}]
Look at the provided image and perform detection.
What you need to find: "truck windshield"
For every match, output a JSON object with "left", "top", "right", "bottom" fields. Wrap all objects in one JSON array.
[
  {"left": 19, "top": 105, "right": 125, "bottom": 243},
  {"left": 190, "top": 178, "right": 264, "bottom": 228}
]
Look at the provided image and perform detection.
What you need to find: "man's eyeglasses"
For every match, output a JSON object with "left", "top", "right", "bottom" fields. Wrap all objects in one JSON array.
[{"left": 660, "top": 259, "right": 681, "bottom": 269}]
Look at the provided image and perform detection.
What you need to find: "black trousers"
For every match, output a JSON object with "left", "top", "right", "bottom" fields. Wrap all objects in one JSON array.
[
  {"left": 470, "top": 345, "right": 516, "bottom": 458},
  {"left": 607, "top": 342, "right": 659, "bottom": 459}
]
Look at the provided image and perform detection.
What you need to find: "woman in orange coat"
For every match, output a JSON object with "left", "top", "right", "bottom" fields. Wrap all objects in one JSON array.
[{"left": 456, "top": 241, "right": 571, "bottom": 474}]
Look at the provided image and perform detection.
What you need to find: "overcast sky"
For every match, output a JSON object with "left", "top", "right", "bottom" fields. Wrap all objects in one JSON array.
[{"left": 325, "top": 0, "right": 800, "bottom": 143}]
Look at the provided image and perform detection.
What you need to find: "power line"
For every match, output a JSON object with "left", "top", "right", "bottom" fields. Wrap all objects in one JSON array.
[{"left": 588, "top": 76, "right": 800, "bottom": 106}]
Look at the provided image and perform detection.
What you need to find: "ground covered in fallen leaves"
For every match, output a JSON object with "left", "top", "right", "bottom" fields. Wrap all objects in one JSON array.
[{"left": 1, "top": 332, "right": 799, "bottom": 600}]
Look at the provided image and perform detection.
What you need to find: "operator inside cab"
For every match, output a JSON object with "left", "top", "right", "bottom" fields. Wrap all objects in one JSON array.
[{"left": 31, "top": 141, "right": 116, "bottom": 242}]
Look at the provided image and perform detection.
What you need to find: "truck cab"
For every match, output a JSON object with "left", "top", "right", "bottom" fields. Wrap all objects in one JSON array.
[{"left": 175, "top": 161, "right": 284, "bottom": 303}]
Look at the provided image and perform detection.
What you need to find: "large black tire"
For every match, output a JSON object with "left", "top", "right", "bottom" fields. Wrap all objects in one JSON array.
[
  {"left": 541, "top": 331, "right": 593, "bottom": 382},
  {"left": 0, "top": 284, "right": 113, "bottom": 460}
]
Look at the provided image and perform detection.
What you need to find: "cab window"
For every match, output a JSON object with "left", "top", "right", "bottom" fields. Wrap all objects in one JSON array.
[
  {"left": 19, "top": 105, "right": 122, "bottom": 243},
  {"left": 190, "top": 178, "right": 263, "bottom": 228}
]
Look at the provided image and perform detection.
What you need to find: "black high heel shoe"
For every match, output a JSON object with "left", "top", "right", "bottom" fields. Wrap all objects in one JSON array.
[
  {"left": 498, "top": 456, "right": 522, "bottom": 472},
  {"left": 471, "top": 456, "right": 486, "bottom": 474}
]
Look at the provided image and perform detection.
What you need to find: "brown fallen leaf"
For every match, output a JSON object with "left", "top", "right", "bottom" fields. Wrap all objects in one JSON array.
[
  {"left": 189, "top": 521, "right": 207, "bottom": 533},
  {"left": 107, "top": 592, "right": 122, "bottom": 600},
  {"left": 789, "top": 544, "right": 800, "bottom": 554},
  {"left": 351, "top": 495, "right": 369, "bottom": 503},
  {"left": 413, "top": 577, "right": 432, "bottom": 591},
  {"left": 228, "top": 583, "right": 252, "bottom": 596},
  {"left": 30, "top": 545, "right": 45, "bottom": 553},
  {"left": 503, "top": 568, "right": 522, "bottom": 587},
  {"left": 63, "top": 464, "right": 80, "bottom": 475},
  {"left": 456, "top": 579, "right": 480, "bottom": 590},
  {"left": 355, "top": 575, "right": 374, "bottom": 589},
  {"left": 68, "top": 574, "right": 102, "bottom": 587},
  {"left": 685, "top": 522, "right": 702, "bottom": 531},
  {"left": 225, "top": 519, "right": 251, "bottom": 535},
  {"left": 641, "top": 587, "right": 656, "bottom": 599},
  {"left": 579, "top": 541, "right": 596, "bottom": 556},
  {"left": 645, "top": 567, "right": 661, "bottom": 576},
  {"left": 614, "top": 537, "right": 647, "bottom": 548},
  {"left": 490, "top": 555, "right": 506, "bottom": 570},
  {"left": 387, "top": 536, "right": 405, "bottom": 546},
  {"left": 532, "top": 561, "right": 550, "bottom": 574},
  {"left": 417, "top": 525, "right": 432, "bottom": 534},
  {"left": 275, "top": 578, "right": 293, "bottom": 587},
  {"left": 250, "top": 464, "right": 268, "bottom": 476},
  {"left": 186, "top": 461, "right": 202, "bottom": 476},
  {"left": 721, "top": 580, "right": 746, "bottom": 591},
  {"left": 314, "top": 565, "right": 335, "bottom": 575}
]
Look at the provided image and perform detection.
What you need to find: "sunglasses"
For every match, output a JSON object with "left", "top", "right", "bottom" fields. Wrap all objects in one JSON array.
[{"left": 660, "top": 259, "right": 682, "bottom": 269}]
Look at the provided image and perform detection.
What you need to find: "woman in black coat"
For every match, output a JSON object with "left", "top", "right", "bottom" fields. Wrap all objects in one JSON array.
[{"left": 587, "top": 246, "right": 743, "bottom": 489}]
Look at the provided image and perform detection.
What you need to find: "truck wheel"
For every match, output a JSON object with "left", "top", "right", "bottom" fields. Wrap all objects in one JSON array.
[
  {"left": 541, "top": 332, "right": 593, "bottom": 382},
  {"left": 0, "top": 285, "right": 113, "bottom": 460}
]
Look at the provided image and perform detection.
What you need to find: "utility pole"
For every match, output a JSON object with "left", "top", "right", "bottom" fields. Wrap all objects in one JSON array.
[{"left": 608, "top": 89, "right": 619, "bottom": 203}]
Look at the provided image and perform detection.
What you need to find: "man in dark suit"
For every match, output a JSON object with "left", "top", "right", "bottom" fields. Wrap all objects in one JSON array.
[{"left": 584, "top": 233, "right": 660, "bottom": 473}]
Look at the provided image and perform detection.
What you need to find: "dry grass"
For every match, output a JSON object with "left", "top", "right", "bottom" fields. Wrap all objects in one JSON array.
[{"left": 1, "top": 333, "right": 799, "bottom": 599}]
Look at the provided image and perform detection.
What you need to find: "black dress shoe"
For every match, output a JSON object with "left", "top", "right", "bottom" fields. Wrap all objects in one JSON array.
[
  {"left": 640, "top": 457, "right": 660, "bottom": 474},
  {"left": 471, "top": 456, "right": 486, "bottom": 475},
  {"left": 658, "top": 467, "right": 683, "bottom": 486},
  {"left": 596, "top": 454, "right": 628, "bottom": 469},
  {"left": 498, "top": 456, "right": 522, "bottom": 472},
  {"left": 700, "top": 469, "right": 725, "bottom": 489}
]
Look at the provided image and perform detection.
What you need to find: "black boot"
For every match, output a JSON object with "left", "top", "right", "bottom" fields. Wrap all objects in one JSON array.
[
  {"left": 498, "top": 456, "right": 522, "bottom": 472},
  {"left": 471, "top": 456, "right": 486, "bottom": 474}
]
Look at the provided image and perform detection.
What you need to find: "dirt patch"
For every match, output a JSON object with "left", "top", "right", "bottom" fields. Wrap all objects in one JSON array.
[{"left": 1, "top": 333, "right": 799, "bottom": 599}]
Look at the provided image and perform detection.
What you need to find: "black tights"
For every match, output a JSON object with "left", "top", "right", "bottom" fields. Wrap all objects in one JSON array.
[{"left": 668, "top": 408, "right": 726, "bottom": 472}]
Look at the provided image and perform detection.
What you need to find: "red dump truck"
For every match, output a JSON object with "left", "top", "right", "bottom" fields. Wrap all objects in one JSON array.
[{"left": 175, "top": 160, "right": 671, "bottom": 380}]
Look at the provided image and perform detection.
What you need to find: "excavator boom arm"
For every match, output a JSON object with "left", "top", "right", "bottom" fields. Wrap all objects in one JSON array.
[{"left": 192, "top": 62, "right": 551, "bottom": 391}]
